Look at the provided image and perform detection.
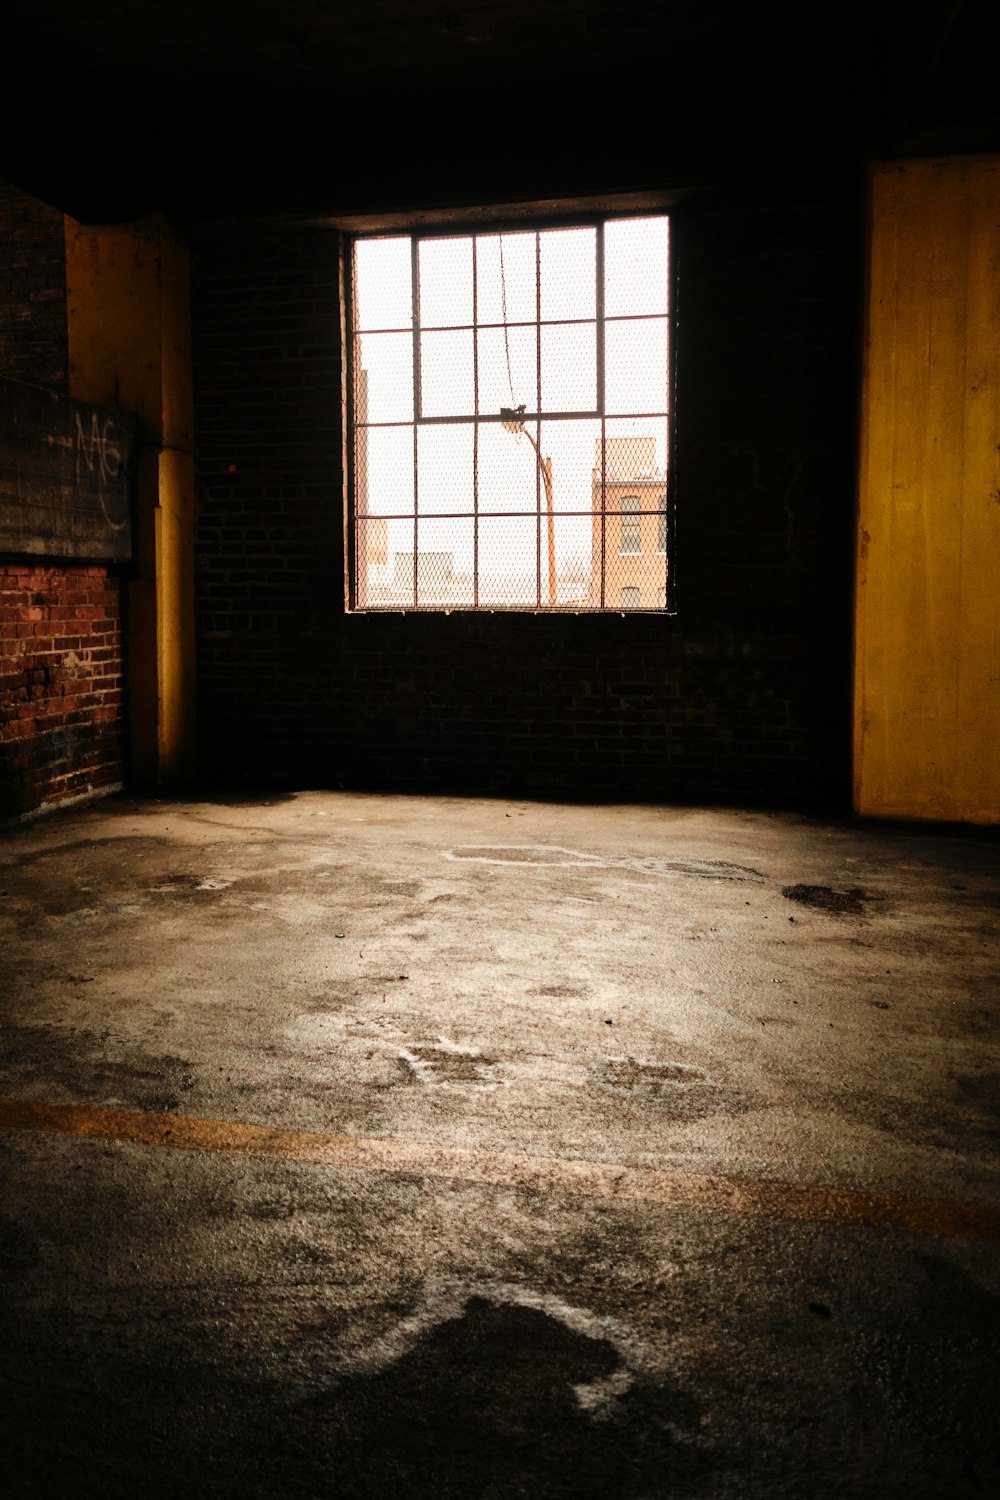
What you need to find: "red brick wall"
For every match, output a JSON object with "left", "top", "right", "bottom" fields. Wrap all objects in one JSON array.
[
  {"left": 0, "top": 183, "right": 129, "bottom": 819},
  {"left": 0, "top": 565, "right": 125, "bottom": 817}
]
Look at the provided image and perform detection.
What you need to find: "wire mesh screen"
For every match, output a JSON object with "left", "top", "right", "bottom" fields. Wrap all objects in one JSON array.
[{"left": 351, "top": 217, "right": 670, "bottom": 611}]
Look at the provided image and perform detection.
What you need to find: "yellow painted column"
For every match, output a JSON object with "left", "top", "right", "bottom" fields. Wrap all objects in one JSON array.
[
  {"left": 855, "top": 157, "right": 1000, "bottom": 824},
  {"left": 64, "top": 216, "right": 197, "bottom": 788}
]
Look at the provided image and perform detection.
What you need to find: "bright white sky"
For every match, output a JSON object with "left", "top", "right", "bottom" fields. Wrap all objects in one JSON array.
[{"left": 354, "top": 217, "right": 669, "bottom": 579}]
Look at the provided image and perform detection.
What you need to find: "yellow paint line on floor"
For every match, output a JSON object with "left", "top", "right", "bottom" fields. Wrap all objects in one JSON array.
[{"left": 1, "top": 1095, "right": 998, "bottom": 1241}]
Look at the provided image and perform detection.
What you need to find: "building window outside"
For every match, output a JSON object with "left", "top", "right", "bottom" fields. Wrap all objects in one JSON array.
[
  {"left": 349, "top": 215, "right": 670, "bottom": 611},
  {"left": 619, "top": 495, "right": 641, "bottom": 554}
]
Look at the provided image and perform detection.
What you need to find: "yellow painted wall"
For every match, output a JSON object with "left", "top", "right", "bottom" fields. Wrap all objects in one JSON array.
[
  {"left": 855, "top": 157, "right": 1000, "bottom": 824},
  {"left": 64, "top": 217, "right": 197, "bottom": 787}
]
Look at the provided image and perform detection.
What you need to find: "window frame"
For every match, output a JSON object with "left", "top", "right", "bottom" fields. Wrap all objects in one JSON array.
[{"left": 344, "top": 207, "right": 677, "bottom": 615}]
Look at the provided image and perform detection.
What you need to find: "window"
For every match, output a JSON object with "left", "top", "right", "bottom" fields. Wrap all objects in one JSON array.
[
  {"left": 619, "top": 496, "right": 641, "bottom": 555},
  {"left": 348, "top": 214, "right": 670, "bottom": 611}
]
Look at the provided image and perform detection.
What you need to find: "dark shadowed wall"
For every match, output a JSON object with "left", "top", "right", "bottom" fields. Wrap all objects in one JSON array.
[
  {"left": 0, "top": 183, "right": 127, "bottom": 818},
  {"left": 191, "top": 171, "right": 861, "bottom": 809}
]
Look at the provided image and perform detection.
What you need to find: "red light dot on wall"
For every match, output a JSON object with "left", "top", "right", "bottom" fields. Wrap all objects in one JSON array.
[{"left": 226, "top": 463, "right": 237, "bottom": 474}]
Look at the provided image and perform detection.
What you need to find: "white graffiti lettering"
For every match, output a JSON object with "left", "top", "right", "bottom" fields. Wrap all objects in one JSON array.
[{"left": 75, "top": 412, "right": 122, "bottom": 484}]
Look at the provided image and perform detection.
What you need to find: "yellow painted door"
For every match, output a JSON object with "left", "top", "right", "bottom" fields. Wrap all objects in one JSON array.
[{"left": 855, "top": 157, "right": 1000, "bottom": 824}]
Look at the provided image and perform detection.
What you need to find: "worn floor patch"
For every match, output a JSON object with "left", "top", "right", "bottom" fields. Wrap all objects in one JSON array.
[
  {"left": 0, "top": 1023, "right": 196, "bottom": 1115},
  {"left": 147, "top": 872, "right": 235, "bottom": 895},
  {"left": 447, "top": 846, "right": 764, "bottom": 881},
  {"left": 594, "top": 1057, "right": 750, "bottom": 1123},
  {"left": 782, "top": 884, "right": 870, "bottom": 914},
  {"left": 600, "top": 1058, "right": 706, "bottom": 1089},
  {"left": 398, "top": 1038, "right": 503, "bottom": 1089}
]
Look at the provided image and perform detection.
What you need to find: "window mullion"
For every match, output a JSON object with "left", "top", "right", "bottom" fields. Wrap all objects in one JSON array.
[
  {"left": 472, "top": 235, "right": 479, "bottom": 610},
  {"left": 598, "top": 223, "right": 607, "bottom": 610},
  {"left": 596, "top": 222, "right": 606, "bottom": 413},
  {"left": 535, "top": 230, "right": 542, "bottom": 610},
  {"left": 411, "top": 237, "right": 421, "bottom": 606}
]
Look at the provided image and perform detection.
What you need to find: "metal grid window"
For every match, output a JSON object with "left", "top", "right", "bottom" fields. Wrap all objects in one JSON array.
[{"left": 348, "top": 215, "right": 670, "bottom": 611}]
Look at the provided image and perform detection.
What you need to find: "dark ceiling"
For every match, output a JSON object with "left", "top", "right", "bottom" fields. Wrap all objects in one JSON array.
[{"left": 3, "top": 0, "right": 998, "bottom": 223}]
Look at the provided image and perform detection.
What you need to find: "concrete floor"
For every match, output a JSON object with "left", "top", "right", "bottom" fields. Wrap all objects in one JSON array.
[{"left": 1, "top": 790, "right": 998, "bottom": 1498}]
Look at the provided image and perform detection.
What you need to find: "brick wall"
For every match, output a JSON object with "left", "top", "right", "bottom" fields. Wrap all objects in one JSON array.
[
  {"left": 0, "top": 181, "right": 67, "bottom": 392},
  {"left": 0, "top": 182, "right": 128, "bottom": 819},
  {"left": 193, "top": 173, "right": 860, "bottom": 810},
  {"left": 0, "top": 566, "right": 125, "bottom": 817}
]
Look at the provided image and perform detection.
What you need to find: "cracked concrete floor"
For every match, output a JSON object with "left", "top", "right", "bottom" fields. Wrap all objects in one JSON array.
[{"left": 1, "top": 790, "right": 998, "bottom": 1498}]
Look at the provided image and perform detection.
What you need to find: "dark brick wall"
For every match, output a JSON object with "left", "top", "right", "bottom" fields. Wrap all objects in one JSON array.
[
  {"left": 0, "top": 182, "right": 127, "bottom": 819},
  {"left": 0, "top": 181, "right": 67, "bottom": 392},
  {"left": 0, "top": 565, "right": 125, "bottom": 818},
  {"left": 192, "top": 173, "right": 861, "bottom": 810}
]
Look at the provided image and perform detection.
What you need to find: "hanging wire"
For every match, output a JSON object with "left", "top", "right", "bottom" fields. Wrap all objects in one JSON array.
[{"left": 499, "top": 234, "right": 516, "bottom": 406}]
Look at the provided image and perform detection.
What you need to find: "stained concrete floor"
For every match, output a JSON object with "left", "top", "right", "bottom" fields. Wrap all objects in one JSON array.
[{"left": 1, "top": 790, "right": 998, "bottom": 1498}]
